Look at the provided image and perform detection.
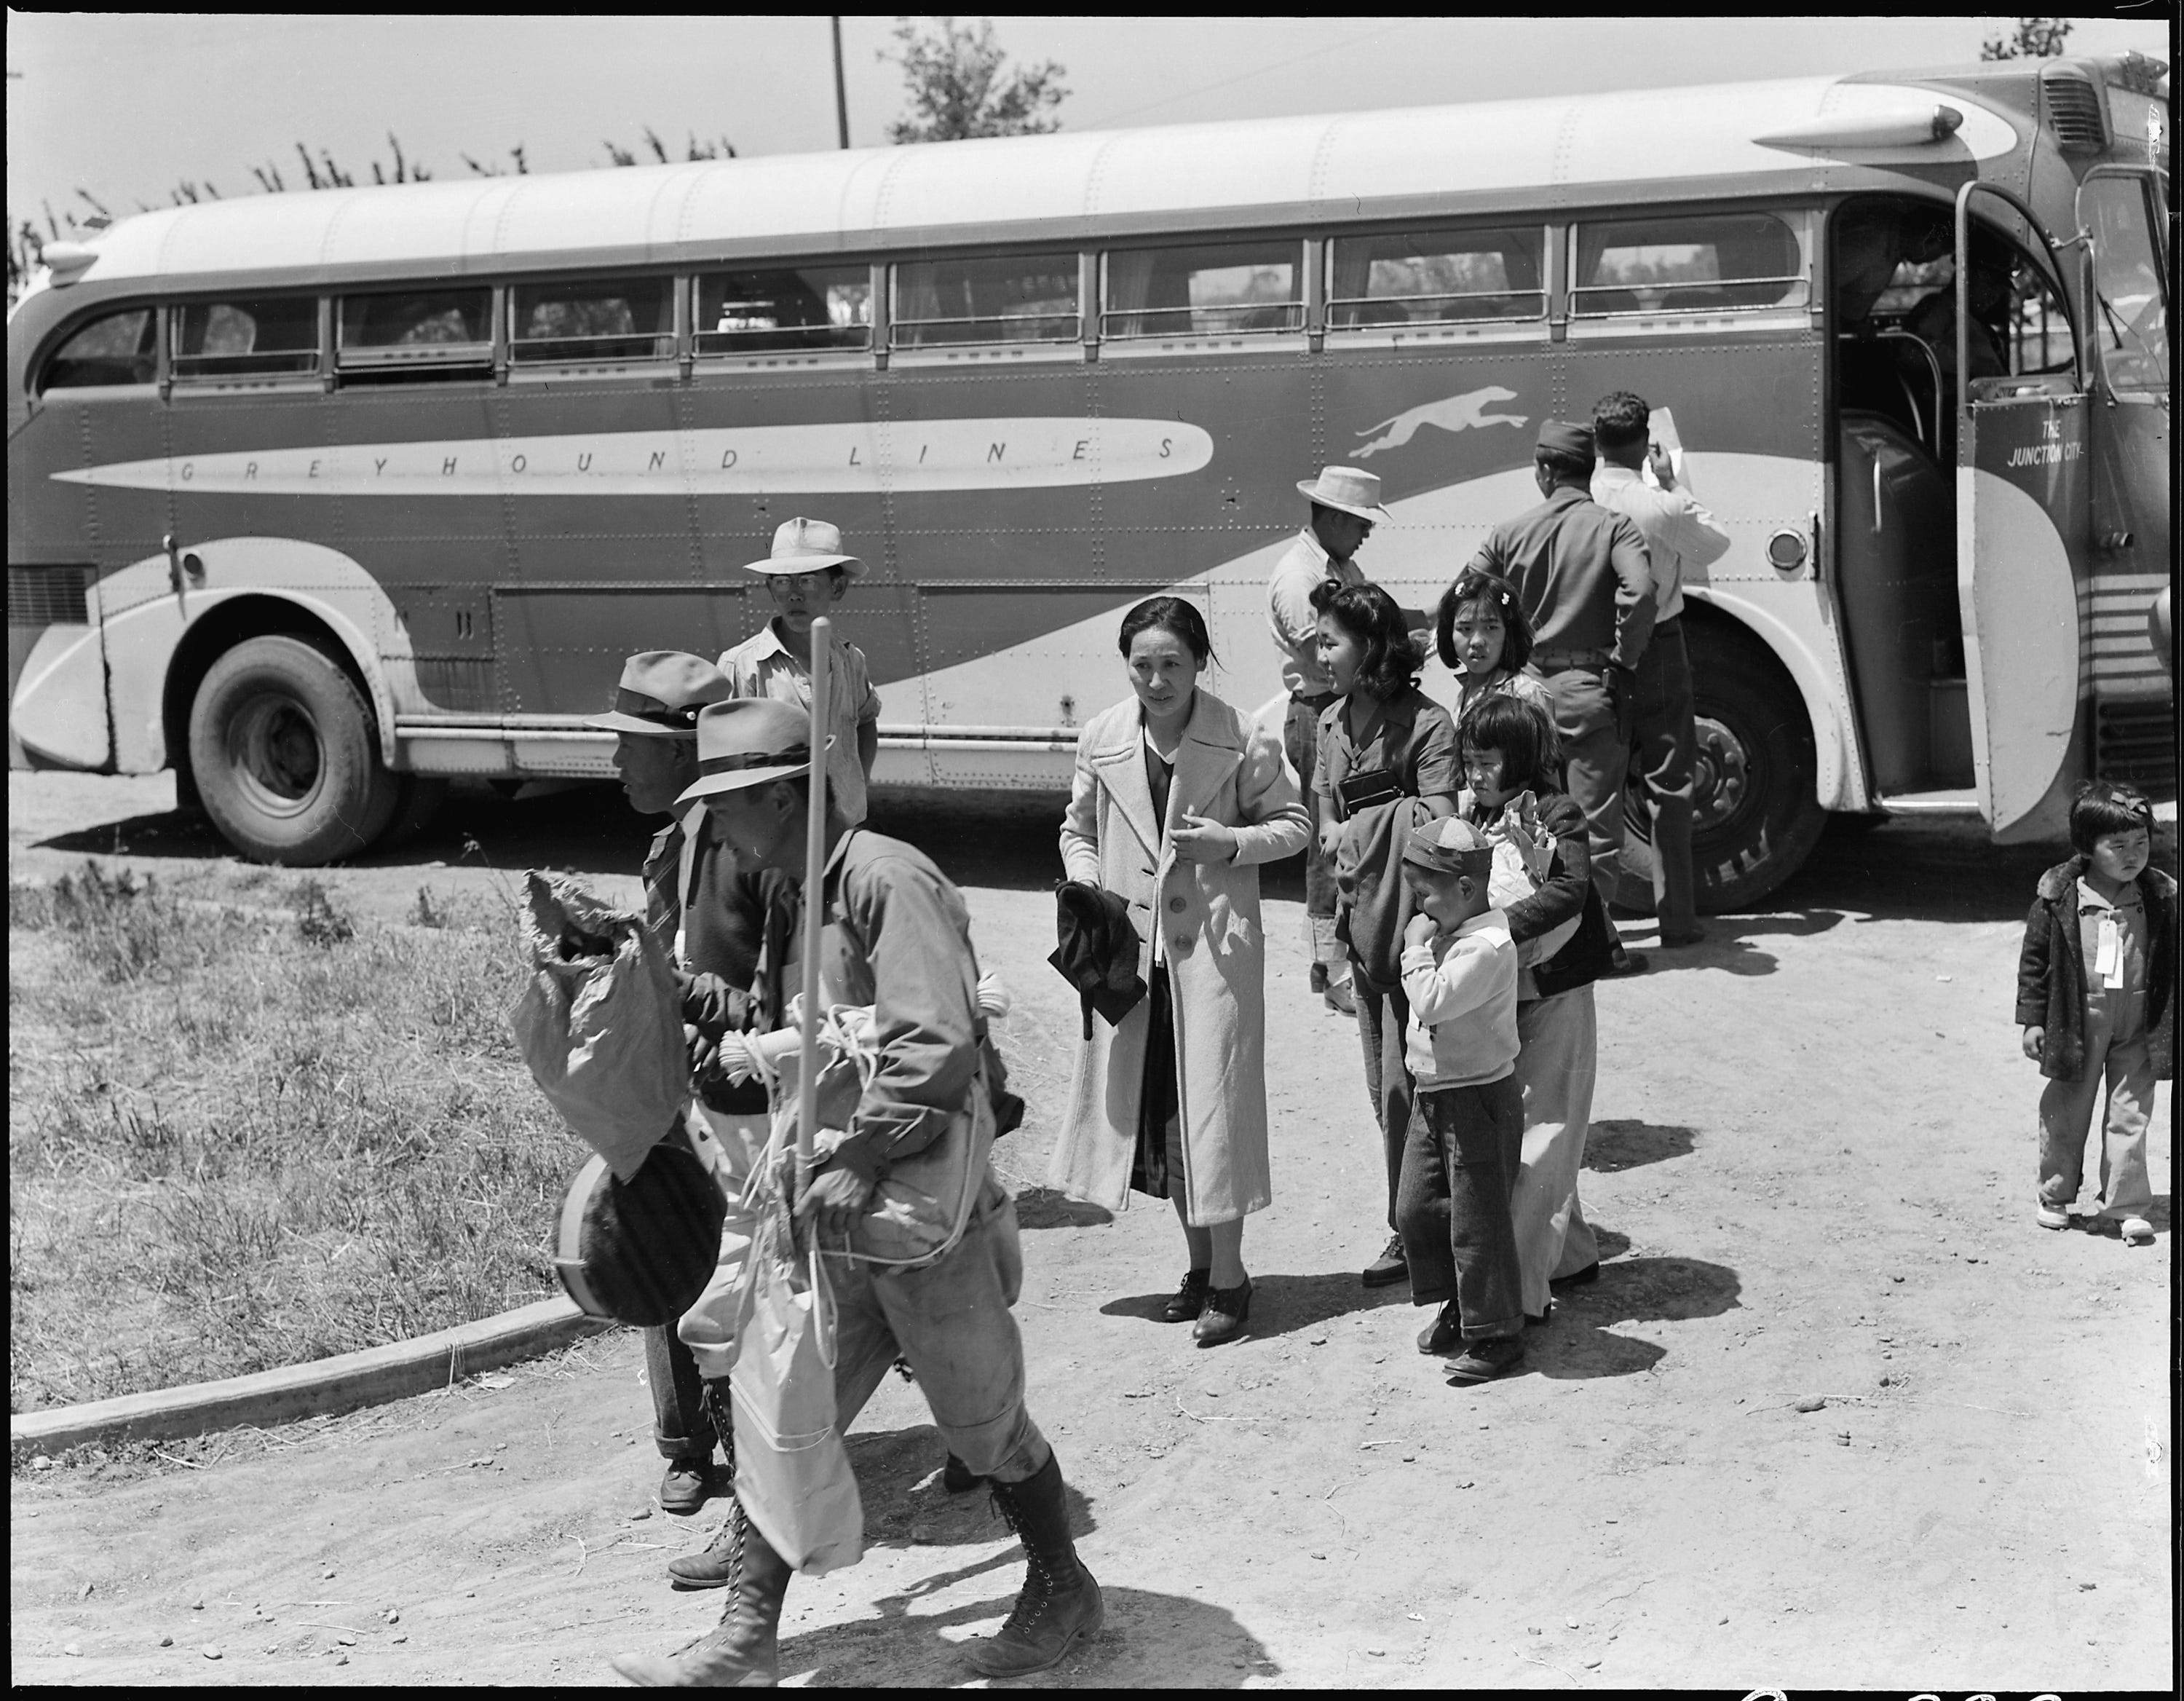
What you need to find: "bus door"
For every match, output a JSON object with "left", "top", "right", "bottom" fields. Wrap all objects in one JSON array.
[
  {"left": 2075, "top": 167, "right": 2175, "bottom": 797},
  {"left": 1952, "top": 182, "right": 2093, "bottom": 843}
]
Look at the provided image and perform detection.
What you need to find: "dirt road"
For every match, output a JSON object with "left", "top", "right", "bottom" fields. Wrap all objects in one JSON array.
[{"left": 10, "top": 773, "right": 2174, "bottom": 1689}]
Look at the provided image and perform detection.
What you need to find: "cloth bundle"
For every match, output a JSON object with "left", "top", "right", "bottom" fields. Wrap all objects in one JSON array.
[
  {"left": 1472, "top": 790, "right": 1582, "bottom": 968},
  {"left": 510, "top": 871, "right": 689, "bottom": 1181}
]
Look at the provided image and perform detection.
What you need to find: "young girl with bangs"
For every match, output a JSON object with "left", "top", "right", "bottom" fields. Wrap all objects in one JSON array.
[
  {"left": 1309, "top": 577, "right": 1461, "bottom": 1291},
  {"left": 1457, "top": 692, "right": 1618, "bottom": 1322},
  {"left": 1436, "top": 567, "right": 1554, "bottom": 725}
]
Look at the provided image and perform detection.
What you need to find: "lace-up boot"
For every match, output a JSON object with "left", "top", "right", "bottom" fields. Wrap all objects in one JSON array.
[
  {"left": 613, "top": 1496, "right": 792, "bottom": 1687},
  {"left": 962, "top": 1452, "right": 1104, "bottom": 1678}
]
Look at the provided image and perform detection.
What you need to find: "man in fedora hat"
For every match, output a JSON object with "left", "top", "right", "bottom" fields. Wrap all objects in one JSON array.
[
  {"left": 1464, "top": 422, "right": 1655, "bottom": 974},
  {"left": 1269, "top": 465, "right": 1393, "bottom": 1022},
  {"left": 612, "top": 698, "right": 1101, "bottom": 1686},
  {"left": 719, "top": 516, "right": 884, "bottom": 826},
  {"left": 587, "top": 652, "right": 750, "bottom": 1520}
]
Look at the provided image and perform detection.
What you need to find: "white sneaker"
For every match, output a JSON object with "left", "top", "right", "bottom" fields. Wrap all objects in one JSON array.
[
  {"left": 2035, "top": 1203, "right": 2070, "bottom": 1230},
  {"left": 2119, "top": 1215, "right": 2153, "bottom": 1244}
]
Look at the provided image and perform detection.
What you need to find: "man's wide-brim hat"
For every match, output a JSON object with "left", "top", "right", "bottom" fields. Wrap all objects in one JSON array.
[
  {"left": 584, "top": 650, "right": 732, "bottom": 738},
  {"left": 553, "top": 1145, "right": 727, "bottom": 1328},
  {"left": 741, "top": 515, "right": 867, "bottom": 579},
  {"left": 1295, "top": 465, "right": 1391, "bottom": 523},
  {"left": 676, "top": 696, "right": 837, "bottom": 804}
]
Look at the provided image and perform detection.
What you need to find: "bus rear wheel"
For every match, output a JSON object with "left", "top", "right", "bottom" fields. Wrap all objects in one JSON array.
[
  {"left": 187, "top": 635, "right": 399, "bottom": 865},
  {"left": 1613, "top": 623, "right": 1827, "bottom": 915}
]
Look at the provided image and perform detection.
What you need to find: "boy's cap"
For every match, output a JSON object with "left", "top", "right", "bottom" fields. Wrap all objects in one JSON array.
[
  {"left": 740, "top": 516, "right": 867, "bottom": 580},
  {"left": 1402, "top": 816, "right": 1495, "bottom": 875},
  {"left": 584, "top": 651, "right": 732, "bottom": 738},
  {"left": 676, "top": 698, "right": 838, "bottom": 804}
]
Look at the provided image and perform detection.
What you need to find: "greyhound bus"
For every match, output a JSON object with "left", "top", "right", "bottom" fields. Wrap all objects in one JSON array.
[{"left": 8, "top": 52, "right": 2171, "bottom": 907}]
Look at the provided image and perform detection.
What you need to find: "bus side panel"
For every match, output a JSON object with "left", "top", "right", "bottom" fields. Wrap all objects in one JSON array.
[{"left": 311, "top": 380, "right": 505, "bottom": 718}]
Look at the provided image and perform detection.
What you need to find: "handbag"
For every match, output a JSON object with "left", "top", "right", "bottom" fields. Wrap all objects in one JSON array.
[{"left": 1334, "top": 765, "right": 1406, "bottom": 818}]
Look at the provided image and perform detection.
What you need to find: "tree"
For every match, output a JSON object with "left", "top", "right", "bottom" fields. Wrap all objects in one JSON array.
[
  {"left": 1981, "top": 17, "right": 2073, "bottom": 60},
  {"left": 883, "top": 16, "right": 1067, "bottom": 143}
]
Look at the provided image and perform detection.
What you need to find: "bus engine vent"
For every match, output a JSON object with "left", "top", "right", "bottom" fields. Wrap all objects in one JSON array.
[
  {"left": 2096, "top": 698, "right": 2177, "bottom": 799},
  {"left": 2040, "top": 68, "right": 2109, "bottom": 154},
  {"left": 7, "top": 565, "right": 91, "bottom": 628}
]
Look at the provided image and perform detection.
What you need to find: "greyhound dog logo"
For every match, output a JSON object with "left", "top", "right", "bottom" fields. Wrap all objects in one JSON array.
[{"left": 1353, "top": 386, "right": 1527, "bottom": 457}]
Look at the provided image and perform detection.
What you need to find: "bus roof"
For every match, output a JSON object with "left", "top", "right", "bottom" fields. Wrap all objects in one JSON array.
[{"left": 54, "top": 69, "right": 2030, "bottom": 291}]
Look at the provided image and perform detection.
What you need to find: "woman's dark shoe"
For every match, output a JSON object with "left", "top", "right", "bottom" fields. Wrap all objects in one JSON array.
[
  {"left": 1416, "top": 1302, "right": 1463, "bottom": 1356},
  {"left": 1162, "top": 1268, "right": 1211, "bottom": 1324},
  {"left": 1445, "top": 1335, "right": 1526, "bottom": 1385},
  {"left": 1361, "top": 1234, "right": 1409, "bottom": 1288},
  {"left": 1193, "top": 1279, "right": 1252, "bottom": 1347},
  {"left": 1548, "top": 1260, "right": 1600, "bottom": 1290},
  {"left": 943, "top": 1453, "right": 986, "bottom": 1495}
]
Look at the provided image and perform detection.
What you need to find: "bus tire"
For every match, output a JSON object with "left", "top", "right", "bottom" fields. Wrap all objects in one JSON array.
[
  {"left": 375, "top": 773, "right": 450, "bottom": 852},
  {"left": 186, "top": 635, "right": 400, "bottom": 865},
  {"left": 1614, "top": 623, "right": 1827, "bottom": 915}
]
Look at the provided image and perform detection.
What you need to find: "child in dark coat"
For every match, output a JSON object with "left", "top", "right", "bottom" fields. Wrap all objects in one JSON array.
[{"left": 2017, "top": 780, "right": 2175, "bottom": 1244}]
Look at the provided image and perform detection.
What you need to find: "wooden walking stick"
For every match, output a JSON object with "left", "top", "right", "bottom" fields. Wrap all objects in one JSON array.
[{"left": 795, "top": 616, "right": 832, "bottom": 1208}]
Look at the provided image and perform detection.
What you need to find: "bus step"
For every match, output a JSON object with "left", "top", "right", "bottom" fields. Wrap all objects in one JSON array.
[{"left": 1872, "top": 789, "right": 1981, "bottom": 816}]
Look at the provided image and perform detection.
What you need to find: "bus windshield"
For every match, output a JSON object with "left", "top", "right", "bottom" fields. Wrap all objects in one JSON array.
[{"left": 2080, "top": 174, "right": 2170, "bottom": 393}]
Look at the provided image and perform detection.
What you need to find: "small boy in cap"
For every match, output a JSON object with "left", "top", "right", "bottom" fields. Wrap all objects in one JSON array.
[
  {"left": 719, "top": 516, "right": 883, "bottom": 826},
  {"left": 1393, "top": 816, "right": 1527, "bottom": 1385}
]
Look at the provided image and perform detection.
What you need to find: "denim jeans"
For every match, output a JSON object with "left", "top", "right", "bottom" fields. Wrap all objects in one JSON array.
[
  {"left": 1352, "top": 974, "right": 1414, "bottom": 1233},
  {"left": 645, "top": 1324, "right": 716, "bottom": 1461},
  {"left": 1395, "top": 1078, "right": 1525, "bottom": 1339}
]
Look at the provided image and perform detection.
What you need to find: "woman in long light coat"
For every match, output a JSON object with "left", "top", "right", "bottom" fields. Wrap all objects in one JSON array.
[{"left": 1049, "top": 597, "right": 1310, "bottom": 1347}]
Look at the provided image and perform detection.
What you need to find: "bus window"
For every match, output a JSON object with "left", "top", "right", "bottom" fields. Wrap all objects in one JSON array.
[
  {"left": 510, "top": 277, "right": 673, "bottom": 364},
  {"left": 337, "top": 288, "right": 493, "bottom": 377},
  {"left": 1103, "top": 239, "right": 1303, "bottom": 338},
  {"left": 1995, "top": 247, "right": 2075, "bottom": 382},
  {"left": 1327, "top": 227, "right": 1544, "bottom": 328},
  {"left": 1572, "top": 212, "right": 1805, "bottom": 316},
  {"left": 695, "top": 266, "right": 871, "bottom": 354},
  {"left": 35, "top": 307, "right": 156, "bottom": 392},
  {"left": 172, "top": 296, "right": 320, "bottom": 379},
  {"left": 2080, "top": 175, "right": 2169, "bottom": 394},
  {"left": 892, "top": 253, "right": 1078, "bottom": 347}
]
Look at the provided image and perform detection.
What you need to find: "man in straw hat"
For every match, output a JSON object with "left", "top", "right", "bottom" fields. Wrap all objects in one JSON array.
[
  {"left": 719, "top": 516, "right": 884, "bottom": 827},
  {"left": 612, "top": 698, "right": 1101, "bottom": 1686},
  {"left": 587, "top": 651, "right": 751, "bottom": 1520},
  {"left": 1267, "top": 465, "right": 1393, "bottom": 1025},
  {"left": 1463, "top": 422, "right": 1655, "bottom": 976}
]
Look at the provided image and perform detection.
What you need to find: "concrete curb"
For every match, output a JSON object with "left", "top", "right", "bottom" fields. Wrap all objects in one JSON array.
[{"left": 10, "top": 1296, "right": 612, "bottom": 1459}]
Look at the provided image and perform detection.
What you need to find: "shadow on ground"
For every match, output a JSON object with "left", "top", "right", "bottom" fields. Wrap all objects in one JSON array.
[
  {"left": 1011, "top": 1185, "right": 1115, "bottom": 1231},
  {"left": 773, "top": 1578, "right": 1276, "bottom": 1687},
  {"left": 1585, "top": 1121, "right": 1697, "bottom": 1173},
  {"left": 1097, "top": 1271, "right": 1405, "bottom": 1342},
  {"left": 1526, "top": 1252, "right": 1742, "bottom": 1381}
]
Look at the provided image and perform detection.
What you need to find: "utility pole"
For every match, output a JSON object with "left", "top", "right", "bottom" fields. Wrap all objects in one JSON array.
[{"left": 831, "top": 17, "right": 850, "bottom": 149}]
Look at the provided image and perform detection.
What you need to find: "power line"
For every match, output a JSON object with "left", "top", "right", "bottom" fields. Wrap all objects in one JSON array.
[{"left": 1074, "top": 21, "right": 1412, "bottom": 129}]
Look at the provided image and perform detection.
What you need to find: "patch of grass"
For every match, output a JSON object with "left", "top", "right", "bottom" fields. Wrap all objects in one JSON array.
[{"left": 9, "top": 860, "right": 577, "bottom": 1414}]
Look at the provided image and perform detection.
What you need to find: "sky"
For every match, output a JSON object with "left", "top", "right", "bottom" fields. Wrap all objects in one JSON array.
[{"left": 7, "top": 14, "right": 2173, "bottom": 226}]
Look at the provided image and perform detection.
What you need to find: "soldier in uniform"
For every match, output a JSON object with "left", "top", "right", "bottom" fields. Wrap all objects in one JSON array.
[
  {"left": 612, "top": 698, "right": 1102, "bottom": 1686},
  {"left": 1463, "top": 422, "right": 1655, "bottom": 974}
]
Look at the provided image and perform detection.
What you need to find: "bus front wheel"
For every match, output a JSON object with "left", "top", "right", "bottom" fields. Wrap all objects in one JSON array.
[
  {"left": 1613, "top": 624, "right": 1827, "bottom": 915},
  {"left": 187, "top": 635, "right": 400, "bottom": 864}
]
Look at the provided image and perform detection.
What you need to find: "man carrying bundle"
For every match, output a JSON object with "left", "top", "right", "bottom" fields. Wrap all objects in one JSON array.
[{"left": 611, "top": 695, "right": 1101, "bottom": 1686}]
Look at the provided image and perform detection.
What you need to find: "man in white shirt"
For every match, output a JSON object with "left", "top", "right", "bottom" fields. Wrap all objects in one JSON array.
[
  {"left": 1266, "top": 465, "right": 1388, "bottom": 1014},
  {"left": 1589, "top": 392, "right": 1731, "bottom": 947}
]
